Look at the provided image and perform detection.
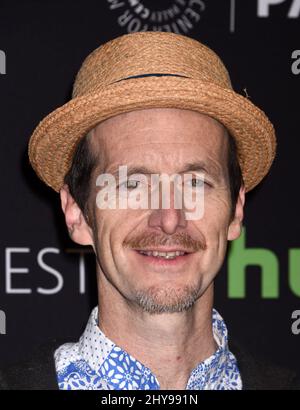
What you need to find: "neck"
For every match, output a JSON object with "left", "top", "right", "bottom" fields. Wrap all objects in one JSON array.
[{"left": 97, "top": 271, "right": 216, "bottom": 390}]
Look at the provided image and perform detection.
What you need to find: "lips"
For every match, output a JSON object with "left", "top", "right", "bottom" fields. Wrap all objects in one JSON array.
[
  {"left": 130, "top": 247, "right": 195, "bottom": 267},
  {"left": 137, "top": 250, "right": 186, "bottom": 259}
]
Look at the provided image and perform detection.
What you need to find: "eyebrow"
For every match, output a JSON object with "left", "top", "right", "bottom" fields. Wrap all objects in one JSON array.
[{"left": 106, "top": 161, "right": 222, "bottom": 181}]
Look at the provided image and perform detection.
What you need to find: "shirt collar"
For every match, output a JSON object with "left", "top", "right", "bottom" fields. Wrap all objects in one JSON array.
[{"left": 75, "top": 306, "right": 242, "bottom": 390}]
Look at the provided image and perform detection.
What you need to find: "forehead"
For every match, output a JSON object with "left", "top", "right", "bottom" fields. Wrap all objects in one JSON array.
[{"left": 89, "top": 108, "right": 228, "bottom": 167}]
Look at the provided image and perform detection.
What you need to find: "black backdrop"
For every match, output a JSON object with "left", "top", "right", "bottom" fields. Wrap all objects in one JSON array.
[{"left": 0, "top": 0, "right": 300, "bottom": 376}]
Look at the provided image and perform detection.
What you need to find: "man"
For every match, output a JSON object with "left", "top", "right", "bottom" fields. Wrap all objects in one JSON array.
[{"left": 0, "top": 31, "right": 298, "bottom": 390}]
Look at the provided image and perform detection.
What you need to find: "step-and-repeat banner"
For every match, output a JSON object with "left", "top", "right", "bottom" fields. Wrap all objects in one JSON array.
[{"left": 0, "top": 0, "right": 299, "bottom": 374}]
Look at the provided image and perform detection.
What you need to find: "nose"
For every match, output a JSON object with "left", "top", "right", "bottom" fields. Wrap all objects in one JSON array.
[{"left": 148, "top": 183, "right": 187, "bottom": 235}]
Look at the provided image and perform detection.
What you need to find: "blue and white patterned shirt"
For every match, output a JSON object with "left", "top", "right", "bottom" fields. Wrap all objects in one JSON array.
[{"left": 54, "top": 306, "right": 242, "bottom": 390}]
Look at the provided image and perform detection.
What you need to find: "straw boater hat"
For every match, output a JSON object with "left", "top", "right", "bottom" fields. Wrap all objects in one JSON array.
[{"left": 28, "top": 31, "right": 276, "bottom": 193}]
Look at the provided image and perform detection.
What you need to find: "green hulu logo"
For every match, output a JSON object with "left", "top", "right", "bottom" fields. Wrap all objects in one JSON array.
[{"left": 228, "top": 227, "right": 300, "bottom": 298}]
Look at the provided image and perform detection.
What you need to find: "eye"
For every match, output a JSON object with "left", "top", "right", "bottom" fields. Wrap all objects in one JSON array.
[
  {"left": 119, "top": 179, "right": 140, "bottom": 190},
  {"left": 192, "top": 178, "right": 204, "bottom": 187},
  {"left": 185, "top": 177, "right": 205, "bottom": 188}
]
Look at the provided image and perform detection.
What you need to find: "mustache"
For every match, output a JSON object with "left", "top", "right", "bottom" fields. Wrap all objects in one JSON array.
[{"left": 123, "top": 232, "right": 207, "bottom": 252}]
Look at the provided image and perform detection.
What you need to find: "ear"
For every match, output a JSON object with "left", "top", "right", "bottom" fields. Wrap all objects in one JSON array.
[
  {"left": 227, "top": 185, "right": 246, "bottom": 241},
  {"left": 60, "top": 184, "right": 93, "bottom": 246}
]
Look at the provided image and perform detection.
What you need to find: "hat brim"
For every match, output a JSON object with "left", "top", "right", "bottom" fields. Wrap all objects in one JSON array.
[{"left": 28, "top": 76, "right": 276, "bottom": 193}]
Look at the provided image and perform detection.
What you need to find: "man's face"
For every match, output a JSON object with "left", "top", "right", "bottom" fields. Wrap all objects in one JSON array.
[{"left": 63, "top": 108, "right": 244, "bottom": 314}]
